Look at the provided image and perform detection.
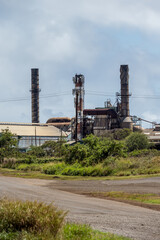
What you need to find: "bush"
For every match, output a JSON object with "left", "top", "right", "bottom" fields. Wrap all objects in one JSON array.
[
  {"left": 43, "top": 162, "right": 66, "bottom": 175},
  {"left": 113, "top": 128, "right": 132, "bottom": 140},
  {"left": 125, "top": 132, "right": 149, "bottom": 152},
  {"left": 16, "top": 163, "right": 44, "bottom": 171},
  {"left": 0, "top": 199, "right": 66, "bottom": 238},
  {"left": 129, "top": 149, "right": 160, "bottom": 157},
  {"left": 27, "top": 146, "right": 46, "bottom": 158},
  {"left": 0, "top": 129, "right": 18, "bottom": 162},
  {"left": 64, "top": 144, "right": 90, "bottom": 165},
  {"left": 1, "top": 158, "right": 17, "bottom": 169},
  {"left": 64, "top": 135, "right": 127, "bottom": 166}
]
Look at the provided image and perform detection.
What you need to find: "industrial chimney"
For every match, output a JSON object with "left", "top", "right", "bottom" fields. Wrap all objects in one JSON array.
[
  {"left": 120, "top": 65, "right": 130, "bottom": 118},
  {"left": 120, "top": 65, "right": 132, "bottom": 129},
  {"left": 31, "top": 68, "right": 40, "bottom": 123},
  {"left": 72, "top": 74, "right": 85, "bottom": 141}
]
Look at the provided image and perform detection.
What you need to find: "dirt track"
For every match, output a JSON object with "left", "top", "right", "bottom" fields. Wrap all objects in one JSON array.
[
  {"left": 0, "top": 176, "right": 160, "bottom": 240},
  {"left": 46, "top": 177, "right": 160, "bottom": 195}
]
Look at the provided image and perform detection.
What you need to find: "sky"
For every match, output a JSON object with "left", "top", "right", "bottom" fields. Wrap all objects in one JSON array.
[{"left": 0, "top": 0, "right": 160, "bottom": 128}]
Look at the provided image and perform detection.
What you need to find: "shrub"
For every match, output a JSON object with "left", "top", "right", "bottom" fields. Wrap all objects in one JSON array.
[
  {"left": 16, "top": 163, "right": 44, "bottom": 171},
  {"left": 129, "top": 149, "right": 160, "bottom": 157},
  {"left": 125, "top": 132, "right": 149, "bottom": 152},
  {"left": 41, "top": 139, "right": 66, "bottom": 157},
  {"left": 42, "top": 162, "right": 66, "bottom": 175},
  {"left": 64, "top": 144, "right": 90, "bottom": 165},
  {"left": 27, "top": 146, "right": 46, "bottom": 158},
  {"left": 1, "top": 159, "right": 17, "bottom": 169},
  {"left": 103, "top": 157, "right": 116, "bottom": 167},
  {"left": 113, "top": 128, "right": 132, "bottom": 140},
  {"left": 0, "top": 199, "right": 66, "bottom": 238},
  {"left": 64, "top": 135, "right": 127, "bottom": 165},
  {"left": 83, "top": 134, "right": 100, "bottom": 149}
]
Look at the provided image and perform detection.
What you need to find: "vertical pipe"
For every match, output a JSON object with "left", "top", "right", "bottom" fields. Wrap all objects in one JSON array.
[{"left": 31, "top": 69, "right": 40, "bottom": 123}]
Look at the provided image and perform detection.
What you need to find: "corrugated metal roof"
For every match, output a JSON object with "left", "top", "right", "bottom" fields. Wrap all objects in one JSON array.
[
  {"left": 0, "top": 123, "right": 67, "bottom": 137},
  {"left": 47, "top": 122, "right": 70, "bottom": 126},
  {"left": 83, "top": 109, "right": 117, "bottom": 117},
  {"left": 46, "top": 117, "right": 71, "bottom": 123}
]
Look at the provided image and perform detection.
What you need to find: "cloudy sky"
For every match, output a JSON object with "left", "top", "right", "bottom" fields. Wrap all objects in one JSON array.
[{"left": 0, "top": 0, "right": 160, "bottom": 127}]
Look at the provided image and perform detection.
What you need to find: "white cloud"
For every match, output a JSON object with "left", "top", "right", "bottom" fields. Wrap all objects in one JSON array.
[
  {"left": 142, "top": 111, "right": 160, "bottom": 123},
  {"left": 79, "top": 0, "right": 160, "bottom": 34}
]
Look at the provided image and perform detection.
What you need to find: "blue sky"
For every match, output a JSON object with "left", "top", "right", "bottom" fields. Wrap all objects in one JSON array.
[{"left": 0, "top": 0, "right": 160, "bottom": 127}]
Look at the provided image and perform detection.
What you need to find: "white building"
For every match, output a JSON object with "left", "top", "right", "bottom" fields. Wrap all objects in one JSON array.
[{"left": 0, "top": 122, "right": 67, "bottom": 150}]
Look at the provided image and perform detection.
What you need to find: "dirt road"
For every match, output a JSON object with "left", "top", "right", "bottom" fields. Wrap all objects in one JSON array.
[{"left": 0, "top": 176, "right": 160, "bottom": 240}]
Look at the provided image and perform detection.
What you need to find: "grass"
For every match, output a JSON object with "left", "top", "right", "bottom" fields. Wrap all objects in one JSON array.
[
  {"left": 0, "top": 199, "right": 131, "bottom": 240},
  {"left": 1, "top": 167, "right": 160, "bottom": 181},
  {"left": 90, "top": 191, "right": 160, "bottom": 205},
  {"left": 62, "top": 223, "right": 131, "bottom": 240}
]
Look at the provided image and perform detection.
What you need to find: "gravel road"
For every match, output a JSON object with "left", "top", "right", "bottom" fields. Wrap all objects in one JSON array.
[
  {"left": 0, "top": 176, "right": 160, "bottom": 240},
  {"left": 46, "top": 177, "right": 160, "bottom": 195}
]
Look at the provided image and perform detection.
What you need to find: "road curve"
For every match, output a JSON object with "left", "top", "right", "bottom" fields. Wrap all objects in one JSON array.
[{"left": 0, "top": 176, "right": 160, "bottom": 240}]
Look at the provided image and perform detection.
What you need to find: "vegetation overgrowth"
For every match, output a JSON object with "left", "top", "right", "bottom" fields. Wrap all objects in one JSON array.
[
  {"left": 0, "top": 199, "right": 131, "bottom": 240},
  {"left": 89, "top": 191, "right": 160, "bottom": 205},
  {"left": 0, "top": 129, "right": 160, "bottom": 177}
]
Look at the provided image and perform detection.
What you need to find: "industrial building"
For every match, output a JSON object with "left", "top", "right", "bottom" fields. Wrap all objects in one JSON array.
[
  {"left": 0, "top": 123, "right": 67, "bottom": 150},
  {"left": 144, "top": 125, "right": 160, "bottom": 145},
  {"left": 46, "top": 117, "right": 71, "bottom": 132},
  {"left": 1, "top": 65, "right": 158, "bottom": 148},
  {"left": 72, "top": 65, "right": 133, "bottom": 141}
]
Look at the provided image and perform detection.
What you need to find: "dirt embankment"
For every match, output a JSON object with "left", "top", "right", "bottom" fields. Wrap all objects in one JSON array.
[{"left": 47, "top": 177, "right": 160, "bottom": 211}]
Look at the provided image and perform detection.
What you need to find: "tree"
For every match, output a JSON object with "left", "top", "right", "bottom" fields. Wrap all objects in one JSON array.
[
  {"left": 0, "top": 129, "right": 18, "bottom": 162},
  {"left": 41, "top": 139, "right": 66, "bottom": 157},
  {"left": 125, "top": 132, "right": 149, "bottom": 152},
  {"left": 27, "top": 145, "right": 46, "bottom": 158},
  {"left": 113, "top": 128, "right": 132, "bottom": 140}
]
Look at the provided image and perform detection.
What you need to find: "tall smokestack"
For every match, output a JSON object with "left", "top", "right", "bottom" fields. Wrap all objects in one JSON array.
[
  {"left": 31, "top": 68, "right": 40, "bottom": 123},
  {"left": 72, "top": 74, "right": 85, "bottom": 141},
  {"left": 120, "top": 65, "right": 130, "bottom": 118}
]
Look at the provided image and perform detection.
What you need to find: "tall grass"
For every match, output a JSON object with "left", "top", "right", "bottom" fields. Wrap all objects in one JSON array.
[
  {"left": 0, "top": 199, "right": 66, "bottom": 238},
  {"left": 0, "top": 199, "right": 131, "bottom": 240}
]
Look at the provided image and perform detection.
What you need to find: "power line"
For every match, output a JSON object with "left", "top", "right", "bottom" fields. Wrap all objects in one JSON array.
[
  {"left": 0, "top": 91, "right": 71, "bottom": 103},
  {"left": 0, "top": 90, "right": 160, "bottom": 103}
]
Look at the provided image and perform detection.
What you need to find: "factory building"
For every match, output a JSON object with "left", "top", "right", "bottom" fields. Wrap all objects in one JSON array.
[
  {"left": 0, "top": 122, "right": 67, "bottom": 150},
  {"left": 72, "top": 65, "right": 133, "bottom": 140},
  {"left": 46, "top": 117, "right": 71, "bottom": 132},
  {"left": 144, "top": 125, "right": 160, "bottom": 146},
  {"left": 83, "top": 107, "right": 119, "bottom": 137}
]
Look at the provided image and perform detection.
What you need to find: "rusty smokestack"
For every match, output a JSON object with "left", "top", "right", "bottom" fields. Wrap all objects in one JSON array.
[
  {"left": 31, "top": 68, "right": 40, "bottom": 123},
  {"left": 72, "top": 74, "right": 85, "bottom": 141},
  {"left": 120, "top": 65, "right": 130, "bottom": 118}
]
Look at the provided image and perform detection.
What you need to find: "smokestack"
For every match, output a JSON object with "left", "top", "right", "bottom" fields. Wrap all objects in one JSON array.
[
  {"left": 72, "top": 74, "right": 85, "bottom": 141},
  {"left": 31, "top": 68, "right": 40, "bottom": 123},
  {"left": 120, "top": 65, "right": 130, "bottom": 118}
]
